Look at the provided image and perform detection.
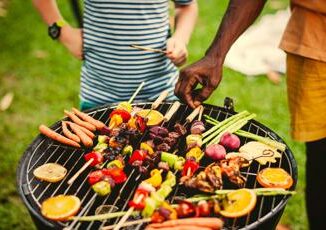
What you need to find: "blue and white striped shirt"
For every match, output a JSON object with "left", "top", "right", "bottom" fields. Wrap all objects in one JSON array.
[{"left": 81, "top": 0, "right": 193, "bottom": 106}]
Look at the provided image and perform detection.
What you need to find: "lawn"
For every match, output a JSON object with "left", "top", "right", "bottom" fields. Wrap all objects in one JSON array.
[{"left": 0, "top": 0, "right": 306, "bottom": 229}]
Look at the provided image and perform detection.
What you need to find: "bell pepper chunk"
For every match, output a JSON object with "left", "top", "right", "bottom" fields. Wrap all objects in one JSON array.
[
  {"left": 182, "top": 159, "right": 199, "bottom": 177},
  {"left": 84, "top": 152, "right": 104, "bottom": 167}
]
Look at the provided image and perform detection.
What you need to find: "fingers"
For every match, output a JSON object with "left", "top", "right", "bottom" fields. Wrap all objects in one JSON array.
[
  {"left": 166, "top": 38, "right": 188, "bottom": 66},
  {"left": 175, "top": 70, "right": 198, "bottom": 109}
]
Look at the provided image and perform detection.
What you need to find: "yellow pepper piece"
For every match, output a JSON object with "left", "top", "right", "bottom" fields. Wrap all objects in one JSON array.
[
  {"left": 117, "top": 102, "right": 132, "bottom": 113},
  {"left": 127, "top": 117, "right": 137, "bottom": 130},
  {"left": 107, "top": 160, "right": 124, "bottom": 169},
  {"left": 140, "top": 142, "right": 154, "bottom": 155},
  {"left": 144, "top": 169, "right": 162, "bottom": 188},
  {"left": 109, "top": 114, "right": 123, "bottom": 128},
  {"left": 161, "top": 202, "right": 177, "bottom": 220},
  {"left": 186, "top": 147, "right": 203, "bottom": 162}
]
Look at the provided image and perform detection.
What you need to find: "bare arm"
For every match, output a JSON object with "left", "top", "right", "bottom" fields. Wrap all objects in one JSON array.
[
  {"left": 167, "top": 1, "right": 198, "bottom": 66},
  {"left": 32, "top": 0, "right": 83, "bottom": 59},
  {"left": 175, "top": 0, "right": 266, "bottom": 108}
]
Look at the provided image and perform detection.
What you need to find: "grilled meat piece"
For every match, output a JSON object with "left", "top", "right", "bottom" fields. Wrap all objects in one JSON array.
[
  {"left": 163, "top": 137, "right": 177, "bottom": 146},
  {"left": 158, "top": 161, "right": 170, "bottom": 171},
  {"left": 168, "top": 132, "right": 181, "bottom": 139},
  {"left": 156, "top": 143, "right": 171, "bottom": 152},
  {"left": 149, "top": 126, "right": 169, "bottom": 137},
  {"left": 183, "top": 164, "right": 223, "bottom": 193},
  {"left": 220, "top": 157, "right": 247, "bottom": 187},
  {"left": 174, "top": 123, "right": 187, "bottom": 136},
  {"left": 190, "top": 120, "right": 206, "bottom": 134}
]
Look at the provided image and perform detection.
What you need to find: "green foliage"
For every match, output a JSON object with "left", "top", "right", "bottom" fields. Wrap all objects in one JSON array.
[{"left": 0, "top": 0, "right": 306, "bottom": 229}]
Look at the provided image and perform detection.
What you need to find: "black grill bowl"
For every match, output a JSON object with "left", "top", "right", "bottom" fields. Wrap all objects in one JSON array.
[{"left": 17, "top": 101, "right": 297, "bottom": 230}]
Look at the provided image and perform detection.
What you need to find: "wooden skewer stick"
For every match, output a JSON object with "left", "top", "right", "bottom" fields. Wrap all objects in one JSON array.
[
  {"left": 113, "top": 194, "right": 144, "bottom": 230},
  {"left": 128, "top": 82, "right": 145, "bottom": 104},
  {"left": 144, "top": 90, "right": 169, "bottom": 118},
  {"left": 68, "top": 158, "right": 94, "bottom": 185},
  {"left": 112, "top": 169, "right": 163, "bottom": 230},
  {"left": 102, "top": 218, "right": 151, "bottom": 230},
  {"left": 131, "top": 44, "right": 167, "bottom": 54}
]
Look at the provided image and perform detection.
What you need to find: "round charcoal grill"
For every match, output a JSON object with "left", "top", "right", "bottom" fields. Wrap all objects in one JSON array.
[{"left": 17, "top": 100, "right": 297, "bottom": 230}]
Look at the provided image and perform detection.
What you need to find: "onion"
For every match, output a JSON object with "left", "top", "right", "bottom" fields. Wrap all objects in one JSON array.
[
  {"left": 205, "top": 144, "right": 226, "bottom": 160},
  {"left": 219, "top": 132, "right": 241, "bottom": 150}
]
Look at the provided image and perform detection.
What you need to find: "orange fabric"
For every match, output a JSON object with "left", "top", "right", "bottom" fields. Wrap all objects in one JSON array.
[
  {"left": 286, "top": 53, "right": 326, "bottom": 142},
  {"left": 280, "top": 1, "right": 326, "bottom": 62}
]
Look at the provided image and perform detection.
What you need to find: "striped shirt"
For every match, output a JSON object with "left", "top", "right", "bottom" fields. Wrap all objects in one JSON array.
[{"left": 81, "top": 0, "right": 193, "bottom": 106}]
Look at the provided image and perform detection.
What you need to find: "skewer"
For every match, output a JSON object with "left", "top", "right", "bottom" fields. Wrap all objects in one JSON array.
[
  {"left": 128, "top": 82, "right": 145, "bottom": 104},
  {"left": 185, "top": 105, "right": 204, "bottom": 178},
  {"left": 113, "top": 169, "right": 163, "bottom": 230},
  {"left": 67, "top": 158, "right": 94, "bottom": 185},
  {"left": 131, "top": 44, "right": 167, "bottom": 54},
  {"left": 144, "top": 90, "right": 169, "bottom": 118},
  {"left": 160, "top": 101, "right": 181, "bottom": 127}
]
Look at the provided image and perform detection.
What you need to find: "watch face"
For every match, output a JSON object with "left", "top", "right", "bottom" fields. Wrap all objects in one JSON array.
[{"left": 48, "top": 23, "right": 60, "bottom": 39}]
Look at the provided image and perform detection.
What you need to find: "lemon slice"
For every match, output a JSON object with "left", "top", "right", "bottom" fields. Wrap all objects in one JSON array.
[
  {"left": 220, "top": 188, "right": 257, "bottom": 218},
  {"left": 41, "top": 195, "right": 81, "bottom": 221},
  {"left": 33, "top": 163, "right": 67, "bottom": 183},
  {"left": 136, "top": 109, "right": 164, "bottom": 126}
]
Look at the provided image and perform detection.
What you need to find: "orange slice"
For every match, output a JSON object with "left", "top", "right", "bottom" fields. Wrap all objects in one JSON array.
[
  {"left": 41, "top": 195, "right": 81, "bottom": 221},
  {"left": 257, "top": 168, "right": 293, "bottom": 189},
  {"left": 33, "top": 163, "right": 67, "bottom": 183},
  {"left": 136, "top": 109, "right": 164, "bottom": 126},
  {"left": 220, "top": 188, "right": 257, "bottom": 218}
]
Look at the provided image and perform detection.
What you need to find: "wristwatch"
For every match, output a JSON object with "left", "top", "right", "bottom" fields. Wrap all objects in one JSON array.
[{"left": 48, "top": 19, "right": 66, "bottom": 40}]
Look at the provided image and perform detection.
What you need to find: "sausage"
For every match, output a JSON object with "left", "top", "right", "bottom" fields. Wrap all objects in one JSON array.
[
  {"left": 39, "top": 125, "right": 80, "bottom": 148},
  {"left": 61, "top": 121, "right": 80, "bottom": 143},
  {"left": 66, "top": 121, "right": 95, "bottom": 139},
  {"left": 146, "top": 226, "right": 213, "bottom": 230},
  {"left": 72, "top": 107, "right": 106, "bottom": 130},
  {"left": 68, "top": 122, "right": 93, "bottom": 147},
  {"left": 147, "top": 217, "right": 223, "bottom": 230},
  {"left": 64, "top": 110, "right": 96, "bottom": 131}
]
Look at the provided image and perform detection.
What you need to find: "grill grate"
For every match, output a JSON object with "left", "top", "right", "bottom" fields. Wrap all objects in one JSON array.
[{"left": 17, "top": 102, "right": 297, "bottom": 230}]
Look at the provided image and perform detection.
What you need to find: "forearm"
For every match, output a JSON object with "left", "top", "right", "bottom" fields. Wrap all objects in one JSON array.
[
  {"left": 32, "top": 0, "right": 63, "bottom": 25},
  {"left": 206, "top": 0, "right": 266, "bottom": 64},
  {"left": 173, "top": 1, "right": 198, "bottom": 45}
]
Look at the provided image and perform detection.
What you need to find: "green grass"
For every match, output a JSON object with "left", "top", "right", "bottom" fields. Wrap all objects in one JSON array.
[{"left": 0, "top": 0, "right": 306, "bottom": 229}]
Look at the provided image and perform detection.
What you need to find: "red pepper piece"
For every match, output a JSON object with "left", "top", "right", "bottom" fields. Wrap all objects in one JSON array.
[
  {"left": 103, "top": 168, "right": 127, "bottom": 184},
  {"left": 128, "top": 188, "right": 149, "bottom": 210},
  {"left": 135, "top": 115, "right": 147, "bottom": 133},
  {"left": 84, "top": 152, "right": 104, "bottom": 167},
  {"left": 88, "top": 170, "right": 104, "bottom": 185},
  {"left": 182, "top": 159, "right": 199, "bottom": 177},
  {"left": 109, "top": 109, "right": 131, "bottom": 122},
  {"left": 128, "top": 150, "right": 147, "bottom": 165}
]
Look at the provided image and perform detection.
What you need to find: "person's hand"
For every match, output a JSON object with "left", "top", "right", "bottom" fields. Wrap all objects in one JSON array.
[
  {"left": 166, "top": 36, "right": 188, "bottom": 67},
  {"left": 59, "top": 25, "right": 83, "bottom": 60},
  {"left": 174, "top": 55, "right": 223, "bottom": 108}
]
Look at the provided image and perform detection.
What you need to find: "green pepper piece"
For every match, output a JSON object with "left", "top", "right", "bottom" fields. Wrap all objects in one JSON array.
[
  {"left": 98, "top": 135, "right": 108, "bottom": 144},
  {"left": 92, "top": 181, "right": 111, "bottom": 196},
  {"left": 141, "top": 197, "right": 156, "bottom": 218},
  {"left": 94, "top": 143, "right": 108, "bottom": 153},
  {"left": 156, "top": 185, "right": 172, "bottom": 198},
  {"left": 161, "top": 152, "right": 178, "bottom": 168},
  {"left": 174, "top": 157, "right": 185, "bottom": 171},
  {"left": 161, "top": 171, "right": 176, "bottom": 187},
  {"left": 122, "top": 145, "right": 133, "bottom": 155}
]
